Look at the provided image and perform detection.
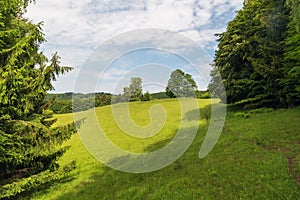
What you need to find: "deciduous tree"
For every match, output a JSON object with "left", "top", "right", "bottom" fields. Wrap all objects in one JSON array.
[{"left": 166, "top": 69, "right": 197, "bottom": 98}]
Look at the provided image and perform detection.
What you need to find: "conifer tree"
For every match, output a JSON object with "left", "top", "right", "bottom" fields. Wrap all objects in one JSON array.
[
  {"left": 281, "top": 0, "right": 300, "bottom": 107},
  {"left": 209, "top": 0, "right": 289, "bottom": 108},
  {"left": 0, "top": 1, "right": 78, "bottom": 198}
]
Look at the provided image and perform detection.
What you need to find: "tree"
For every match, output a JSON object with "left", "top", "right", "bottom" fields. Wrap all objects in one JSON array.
[
  {"left": 142, "top": 91, "right": 152, "bottom": 101},
  {"left": 209, "top": 0, "right": 289, "bottom": 108},
  {"left": 286, "top": 0, "right": 300, "bottom": 32},
  {"left": 166, "top": 69, "right": 197, "bottom": 98},
  {"left": 0, "top": 1, "right": 78, "bottom": 198},
  {"left": 123, "top": 77, "right": 143, "bottom": 101},
  {"left": 95, "top": 93, "right": 112, "bottom": 107},
  {"left": 111, "top": 94, "right": 124, "bottom": 104},
  {"left": 122, "top": 86, "right": 131, "bottom": 101},
  {"left": 281, "top": 0, "right": 300, "bottom": 107}
]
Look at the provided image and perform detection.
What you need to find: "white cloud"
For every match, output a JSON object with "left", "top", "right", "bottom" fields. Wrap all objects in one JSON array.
[
  {"left": 101, "top": 68, "right": 130, "bottom": 80},
  {"left": 26, "top": 0, "right": 243, "bottom": 93}
]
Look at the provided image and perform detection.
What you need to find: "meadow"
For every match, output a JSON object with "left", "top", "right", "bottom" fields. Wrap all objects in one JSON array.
[{"left": 23, "top": 99, "right": 300, "bottom": 199}]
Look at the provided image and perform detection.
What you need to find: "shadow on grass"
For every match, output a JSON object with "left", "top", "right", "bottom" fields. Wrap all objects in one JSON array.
[
  {"left": 54, "top": 128, "right": 203, "bottom": 200},
  {"left": 13, "top": 171, "right": 77, "bottom": 200},
  {"left": 48, "top": 104, "right": 300, "bottom": 199},
  {"left": 53, "top": 104, "right": 215, "bottom": 200},
  {"left": 14, "top": 104, "right": 220, "bottom": 199},
  {"left": 184, "top": 102, "right": 226, "bottom": 122}
]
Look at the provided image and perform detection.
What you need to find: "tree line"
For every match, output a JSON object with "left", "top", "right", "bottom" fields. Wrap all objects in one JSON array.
[
  {"left": 48, "top": 70, "right": 208, "bottom": 114},
  {"left": 47, "top": 92, "right": 112, "bottom": 114},
  {"left": 209, "top": 0, "right": 300, "bottom": 108}
]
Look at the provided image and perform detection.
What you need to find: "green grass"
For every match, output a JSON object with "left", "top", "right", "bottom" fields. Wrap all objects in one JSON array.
[{"left": 23, "top": 99, "right": 299, "bottom": 199}]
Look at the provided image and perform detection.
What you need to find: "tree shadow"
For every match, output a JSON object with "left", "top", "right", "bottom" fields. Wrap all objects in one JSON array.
[
  {"left": 53, "top": 106, "right": 214, "bottom": 200},
  {"left": 184, "top": 103, "right": 212, "bottom": 121},
  {"left": 13, "top": 171, "right": 77, "bottom": 200},
  {"left": 40, "top": 103, "right": 300, "bottom": 199},
  {"left": 184, "top": 102, "right": 227, "bottom": 123},
  {"left": 15, "top": 103, "right": 219, "bottom": 199}
]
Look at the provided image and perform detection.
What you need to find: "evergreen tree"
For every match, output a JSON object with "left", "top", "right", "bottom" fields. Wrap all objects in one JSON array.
[
  {"left": 0, "top": 1, "right": 78, "bottom": 198},
  {"left": 209, "top": 0, "right": 289, "bottom": 108},
  {"left": 281, "top": 0, "right": 300, "bottom": 107}
]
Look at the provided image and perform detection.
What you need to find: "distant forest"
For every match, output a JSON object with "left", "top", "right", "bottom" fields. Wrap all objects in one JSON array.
[{"left": 47, "top": 90, "right": 209, "bottom": 114}]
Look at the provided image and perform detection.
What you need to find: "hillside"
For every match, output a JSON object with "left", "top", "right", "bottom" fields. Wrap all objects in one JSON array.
[
  {"left": 24, "top": 99, "right": 300, "bottom": 200},
  {"left": 2, "top": 0, "right": 300, "bottom": 199}
]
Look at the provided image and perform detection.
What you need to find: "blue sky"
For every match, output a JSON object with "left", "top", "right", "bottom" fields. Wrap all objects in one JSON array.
[{"left": 26, "top": 0, "right": 243, "bottom": 94}]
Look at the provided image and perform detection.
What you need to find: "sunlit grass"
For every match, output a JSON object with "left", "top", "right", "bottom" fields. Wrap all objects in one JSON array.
[{"left": 26, "top": 99, "right": 300, "bottom": 200}]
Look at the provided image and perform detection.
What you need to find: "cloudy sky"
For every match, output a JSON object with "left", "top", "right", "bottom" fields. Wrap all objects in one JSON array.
[{"left": 26, "top": 0, "right": 243, "bottom": 94}]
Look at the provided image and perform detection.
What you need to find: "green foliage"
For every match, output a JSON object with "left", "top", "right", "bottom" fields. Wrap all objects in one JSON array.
[
  {"left": 151, "top": 92, "right": 169, "bottom": 99},
  {"left": 286, "top": 0, "right": 300, "bottom": 32},
  {"left": 112, "top": 77, "right": 144, "bottom": 103},
  {"left": 166, "top": 69, "right": 197, "bottom": 98},
  {"left": 209, "top": 0, "right": 295, "bottom": 108},
  {"left": 95, "top": 93, "right": 112, "bottom": 107},
  {"left": 45, "top": 93, "right": 112, "bottom": 114},
  {"left": 232, "top": 111, "right": 251, "bottom": 119},
  {"left": 51, "top": 99, "right": 73, "bottom": 114},
  {"left": 0, "top": 161, "right": 76, "bottom": 199},
  {"left": 281, "top": 0, "right": 300, "bottom": 107},
  {"left": 0, "top": 0, "right": 77, "bottom": 198},
  {"left": 142, "top": 91, "right": 152, "bottom": 101},
  {"left": 127, "top": 77, "right": 143, "bottom": 101},
  {"left": 248, "top": 107, "right": 274, "bottom": 114},
  {"left": 196, "top": 90, "right": 210, "bottom": 99}
]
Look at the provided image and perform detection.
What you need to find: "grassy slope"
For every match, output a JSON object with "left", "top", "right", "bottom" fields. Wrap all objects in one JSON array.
[{"left": 28, "top": 99, "right": 299, "bottom": 200}]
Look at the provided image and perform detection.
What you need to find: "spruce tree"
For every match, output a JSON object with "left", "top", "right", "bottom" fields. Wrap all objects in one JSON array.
[
  {"left": 281, "top": 0, "right": 300, "bottom": 107},
  {"left": 0, "top": 1, "right": 78, "bottom": 198},
  {"left": 209, "top": 0, "right": 289, "bottom": 108}
]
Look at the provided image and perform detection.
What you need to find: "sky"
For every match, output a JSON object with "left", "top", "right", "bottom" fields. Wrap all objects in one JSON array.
[{"left": 25, "top": 0, "right": 243, "bottom": 94}]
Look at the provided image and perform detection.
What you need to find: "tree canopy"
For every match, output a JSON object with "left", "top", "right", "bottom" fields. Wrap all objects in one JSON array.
[
  {"left": 124, "top": 77, "right": 143, "bottom": 102},
  {"left": 281, "top": 0, "right": 300, "bottom": 107},
  {"left": 166, "top": 69, "right": 197, "bottom": 98},
  {"left": 209, "top": 0, "right": 300, "bottom": 108},
  {"left": 112, "top": 77, "right": 150, "bottom": 103}
]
